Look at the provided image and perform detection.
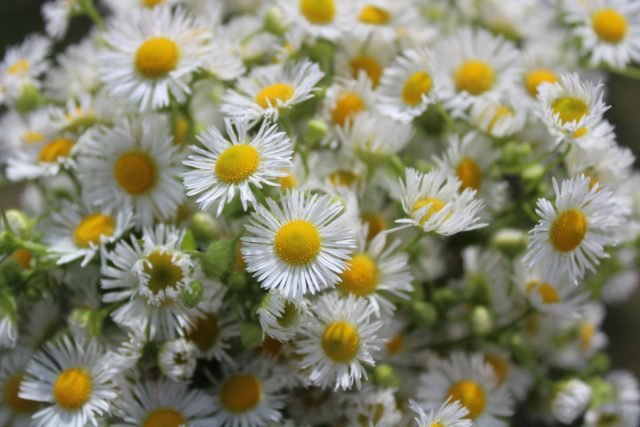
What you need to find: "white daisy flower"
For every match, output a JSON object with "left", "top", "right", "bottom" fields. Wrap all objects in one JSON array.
[
  {"left": 19, "top": 336, "right": 118, "bottom": 427},
  {"left": 183, "top": 117, "right": 294, "bottom": 215},
  {"left": 5, "top": 131, "right": 77, "bottom": 181},
  {"left": 524, "top": 176, "right": 623, "bottom": 284},
  {"left": 277, "top": 0, "right": 349, "bottom": 41},
  {"left": 0, "top": 35, "right": 50, "bottom": 105},
  {"left": 103, "top": 0, "right": 181, "bottom": 15},
  {"left": 397, "top": 168, "right": 487, "bottom": 236},
  {"left": 100, "top": 6, "right": 211, "bottom": 111},
  {"left": 551, "top": 378, "right": 592, "bottom": 425},
  {"left": 41, "top": 0, "right": 81, "bottom": 40},
  {"left": 45, "top": 38, "right": 101, "bottom": 100},
  {"left": 186, "top": 305, "right": 240, "bottom": 363},
  {"left": 101, "top": 225, "right": 202, "bottom": 339},
  {"left": 241, "top": 189, "right": 356, "bottom": 299},
  {"left": 470, "top": 94, "right": 528, "bottom": 138},
  {"left": 481, "top": 346, "right": 533, "bottom": 402},
  {"left": 409, "top": 398, "right": 472, "bottom": 427},
  {"left": 323, "top": 75, "right": 377, "bottom": 134},
  {"left": 536, "top": 73, "right": 609, "bottom": 142},
  {"left": 417, "top": 351, "right": 514, "bottom": 426},
  {"left": 158, "top": 338, "right": 199, "bottom": 382},
  {"left": 206, "top": 357, "right": 286, "bottom": 427},
  {"left": 0, "top": 346, "right": 41, "bottom": 427},
  {"left": 221, "top": 59, "right": 324, "bottom": 121},
  {"left": 585, "top": 371, "right": 640, "bottom": 427},
  {"left": 377, "top": 47, "right": 442, "bottom": 122},
  {"left": 344, "top": 0, "right": 417, "bottom": 42},
  {"left": 113, "top": 378, "right": 213, "bottom": 427},
  {"left": 296, "top": 293, "right": 384, "bottom": 390},
  {"left": 336, "top": 224, "right": 413, "bottom": 317},
  {"left": 0, "top": 108, "right": 52, "bottom": 164},
  {"left": 76, "top": 116, "right": 184, "bottom": 226},
  {"left": 521, "top": 41, "right": 567, "bottom": 102},
  {"left": 565, "top": 0, "right": 640, "bottom": 69},
  {"left": 257, "top": 290, "right": 308, "bottom": 342},
  {"left": 602, "top": 248, "right": 639, "bottom": 304},
  {"left": 334, "top": 34, "right": 396, "bottom": 88},
  {"left": 339, "top": 385, "right": 403, "bottom": 426}
]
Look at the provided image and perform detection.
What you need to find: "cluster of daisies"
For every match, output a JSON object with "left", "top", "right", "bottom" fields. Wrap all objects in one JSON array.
[{"left": 2, "top": 0, "right": 640, "bottom": 426}]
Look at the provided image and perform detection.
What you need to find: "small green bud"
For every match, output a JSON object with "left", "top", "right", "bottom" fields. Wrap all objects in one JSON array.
[
  {"left": 263, "top": 7, "right": 288, "bottom": 36},
  {"left": 588, "top": 377, "right": 616, "bottom": 408},
  {"left": 16, "top": 84, "right": 44, "bottom": 114},
  {"left": 181, "top": 230, "right": 197, "bottom": 252},
  {"left": 470, "top": 305, "right": 493, "bottom": 336},
  {"left": 305, "top": 119, "right": 328, "bottom": 144},
  {"left": 307, "top": 40, "right": 334, "bottom": 75},
  {"left": 412, "top": 301, "right": 437, "bottom": 328},
  {"left": 501, "top": 141, "right": 532, "bottom": 166},
  {"left": 227, "top": 271, "right": 247, "bottom": 291},
  {"left": 433, "top": 288, "right": 457, "bottom": 310},
  {"left": 522, "top": 163, "right": 545, "bottom": 184},
  {"left": 240, "top": 322, "right": 263, "bottom": 349},
  {"left": 189, "top": 212, "right": 222, "bottom": 242},
  {"left": 492, "top": 228, "right": 529, "bottom": 258},
  {"left": 181, "top": 281, "right": 204, "bottom": 308},
  {"left": 4, "top": 210, "right": 32, "bottom": 237},
  {"left": 374, "top": 364, "right": 400, "bottom": 388},
  {"left": 465, "top": 274, "right": 490, "bottom": 305},
  {"left": 200, "top": 239, "right": 235, "bottom": 278},
  {"left": 588, "top": 353, "right": 610, "bottom": 375}
]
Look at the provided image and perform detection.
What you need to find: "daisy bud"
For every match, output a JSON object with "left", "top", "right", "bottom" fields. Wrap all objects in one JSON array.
[
  {"left": 189, "top": 212, "right": 222, "bottom": 242},
  {"left": 522, "top": 163, "right": 545, "bottom": 185},
  {"left": 551, "top": 379, "right": 591, "bottom": 424},
  {"left": 4, "top": 209, "right": 32, "bottom": 237},
  {"left": 433, "top": 288, "right": 457, "bottom": 309},
  {"left": 501, "top": 141, "right": 532, "bottom": 166},
  {"left": 181, "top": 281, "right": 203, "bottom": 308},
  {"left": 470, "top": 306, "right": 493, "bottom": 336},
  {"left": 305, "top": 118, "right": 328, "bottom": 144},
  {"left": 263, "top": 7, "right": 288, "bottom": 37},
  {"left": 374, "top": 364, "right": 400, "bottom": 388},
  {"left": 412, "top": 301, "right": 437, "bottom": 328},
  {"left": 492, "top": 228, "right": 528, "bottom": 258},
  {"left": 240, "top": 322, "right": 263, "bottom": 349},
  {"left": 159, "top": 339, "right": 198, "bottom": 382},
  {"left": 200, "top": 239, "right": 235, "bottom": 279},
  {"left": 15, "top": 84, "right": 44, "bottom": 114},
  {"left": 228, "top": 271, "right": 248, "bottom": 291}
]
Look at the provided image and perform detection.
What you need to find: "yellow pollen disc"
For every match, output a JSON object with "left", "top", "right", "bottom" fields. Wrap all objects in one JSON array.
[
  {"left": 215, "top": 144, "right": 260, "bottom": 184},
  {"left": 550, "top": 209, "right": 588, "bottom": 252},
  {"left": 74, "top": 213, "right": 114, "bottom": 248},
  {"left": 135, "top": 37, "right": 180, "bottom": 79},
  {"left": 53, "top": 368, "right": 92, "bottom": 410},
  {"left": 279, "top": 173, "right": 297, "bottom": 189},
  {"left": 255, "top": 83, "right": 295, "bottom": 109},
  {"left": 220, "top": 374, "right": 263, "bottom": 413},
  {"left": 386, "top": 334, "right": 405, "bottom": 356},
  {"left": 526, "top": 281, "right": 560, "bottom": 304},
  {"left": 277, "top": 301, "right": 299, "bottom": 327},
  {"left": 592, "top": 8, "right": 627, "bottom": 44},
  {"left": 412, "top": 197, "right": 447, "bottom": 224},
  {"left": 573, "top": 126, "right": 589, "bottom": 139},
  {"left": 22, "top": 130, "right": 46, "bottom": 145},
  {"left": 586, "top": 174, "right": 600, "bottom": 190},
  {"left": 274, "top": 220, "right": 322, "bottom": 266},
  {"left": 487, "top": 105, "right": 514, "bottom": 132},
  {"left": 3, "top": 373, "right": 39, "bottom": 414},
  {"left": 332, "top": 92, "right": 364, "bottom": 127},
  {"left": 579, "top": 322, "right": 596, "bottom": 352},
  {"left": 173, "top": 116, "right": 189, "bottom": 146},
  {"left": 322, "top": 321, "right": 360, "bottom": 363},
  {"left": 114, "top": 151, "right": 157, "bottom": 195},
  {"left": 8, "top": 59, "right": 30, "bottom": 75},
  {"left": 38, "top": 138, "right": 73, "bottom": 163},
  {"left": 350, "top": 55, "right": 383, "bottom": 86},
  {"left": 455, "top": 60, "right": 495, "bottom": 95},
  {"left": 11, "top": 249, "right": 32, "bottom": 269},
  {"left": 188, "top": 313, "right": 219, "bottom": 352},
  {"left": 430, "top": 423, "right": 445, "bottom": 427},
  {"left": 299, "top": 0, "right": 336, "bottom": 24},
  {"left": 485, "top": 354, "right": 509, "bottom": 384},
  {"left": 525, "top": 68, "right": 558, "bottom": 97},
  {"left": 339, "top": 254, "right": 379, "bottom": 296},
  {"left": 144, "top": 251, "right": 184, "bottom": 294},
  {"left": 448, "top": 380, "right": 486, "bottom": 419},
  {"left": 358, "top": 5, "right": 391, "bottom": 25},
  {"left": 143, "top": 408, "right": 185, "bottom": 427},
  {"left": 361, "top": 212, "right": 387, "bottom": 239},
  {"left": 142, "top": 0, "right": 164, "bottom": 7},
  {"left": 552, "top": 97, "right": 589, "bottom": 124},
  {"left": 329, "top": 170, "right": 359, "bottom": 187},
  {"left": 402, "top": 71, "right": 433, "bottom": 106},
  {"left": 456, "top": 157, "right": 482, "bottom": 191}
]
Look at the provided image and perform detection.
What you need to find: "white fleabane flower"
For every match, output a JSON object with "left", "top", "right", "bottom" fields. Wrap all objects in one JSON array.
[
  {"left": 42, "top": 0, "right": 80, "bottom": 40},
  {"left": 409, "top": 398, "right": 472, "bottom": 427},
  {"left": 397, "top": 168, "right": 487, "bottom": 236},
  {"left": 296, "top": 293, "right": 384, "bottom": 390},
  {"left": 585, "top": 371, "right": 640, "bottom": 427},
  {"left": 101, "top": 6, "right": 211, "bottom": 111},
  {"left": 0, "top": 35, "right": 51, "bottom": 105},
  {"left": 257, "top": 290, "right": 308, "bottom": 342},
  {"left": 278, "top": 0, "right": 349, "bottom": 41},
  {"left": 183, "top": 118, "right": 293, "bottom": 215},
  {"left": 0, "top": 346, "right": 40, "bottom": 426},
  {"left": 524, "top": 176, "right": 623, "bottom": 284},
  {"left": 158, "top": 338, "right": 199, "bottom": 382},
  {"left": 241, "top": 189, "right": 356, "bottom": 299},
  {"left": 551, "top": 379, "right": 592, "bottom": 424}
]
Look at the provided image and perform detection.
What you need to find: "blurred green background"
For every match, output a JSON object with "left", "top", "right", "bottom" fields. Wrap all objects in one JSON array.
[{"left": 2, "top": 0, "right": 640, "bottom": 388}]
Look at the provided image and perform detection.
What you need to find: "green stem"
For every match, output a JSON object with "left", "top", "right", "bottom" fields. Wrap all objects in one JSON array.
[
  {"left": 395, "top": 230, "right": 424, "bottom": 254},
  {"left": 78, "top": 0, "right": 105, "bottom": 30},
  {"left": 605, "top": 65, "right": 640, "bottom": 80}
]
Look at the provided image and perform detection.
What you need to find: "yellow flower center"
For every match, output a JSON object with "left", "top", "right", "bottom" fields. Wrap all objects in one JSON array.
[
  {"left": 573, "top": 127, "right": 589, "bottom": 139},
  {"left": 299, "top": 0, "right": 336, "bottom": 24},
  {"left": 455, "top": 60, "right": 495, "bottom": 95},
  {"left": 142, "top": 0, "right": 164, "bottom": 7},
  {"left": 215, "top": 144, "right": 260, "bottom": 184},
  {"left": 487, "top": 105, "right": 514, "bottom": 133},
  {"left": 3, "top": 373, "right": 39, "bottom": 414},
  {"left": 386, "top": 334, "right": 405, "bottom": 356},
  {"left": 456, "top": 157, "right": 482, "bottom": 190},
  {"left": 526, "top": 281, "right": 560, "bottom": 304},
  {"left": 11, "top": 249, "right": 32, "bottom": 269},
  {"left": 550, "top": 209, "right": 588, "bottom": 252},
  {"left": 173, "top": 116, "right": 190, "bottom": 146},
  {"left": 525, "top": 68, "right": 558, "bottom": 97},
  {"left": 592, "top": 8, "right": 627, "bottom": 44},
  {"left": 8, "top": 59, "right": 30, "bottom": 75},
  {"left": 328, "top": 170, "right": 359, "bottom": 186},
  {"left": 135, "top": 37, "right": 180, "bottom": 79},
  {"left": 579, "top": 322, "right": 596, "bottom": 352},
  {"left": 552, "top": 97, "right": 589, "bottom": 124},
  {"left": 144, "top": 251, "right": 184, "bottom": 294},
  {"left": 279, "top": 173, "right": 297, "bottom": 189},
  {"left": 402, "top": 71, "right": 433, "bottom": 106},
  {"left": 220, "top": 374, "right": 262, "bottom": 413},
  {"left": 358, "top": 5, "right": 390, "bottom": 25},
  {"left": 143, "top": 408, "right": 185, "bottom": 427},
  {"left": 22, "top": 130, "right": 46, "bottom": 145},
  {"left": 350, "top": 55, "right": 383, "bottom": 87},
  {"left": 332, "top": 92, "right": 364, "bottom": 127},
  {"left": 339, "top": 254, "right": 379, "bottom": 296},
  {"left": 361, "top": 212, "right": 387, "bottom": 239},
  {"left": 38, "top": 138, "right": 74, "bottom": 163},
  {"left": 430, "top": 423, "right": 445, "bottom": 427},
  {"left": 114, "top": 151, "right": 157, "bottom": 195},
  {"left": 188, "top": 313, "right": 219, "bottom": 352},
  {"left": 73, "top": 213, "right": 115, "bottom": 248},
  {"left": 254, "top": 83, "right": 295, "bottom": 109},
  {"left": 322, "top": 321, "right": 360, "bottom": 362},
  {"left": 53, "top": 368, "right": 92, "bottom": 410},
  {"left": 274, "top": 220, "right": 322, "bottom": 266},
  {"left": 412, "top": 197, "right": 447, "bottom": 224},
  {"left": 485, "top": 354, "right": 509, "bottom": 384},
  {"left": 448, "top": 380, "right": 486, "bottom": 419}
]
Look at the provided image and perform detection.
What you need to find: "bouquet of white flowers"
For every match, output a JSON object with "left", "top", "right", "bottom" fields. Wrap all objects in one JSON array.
[{"left": 1, "top": 0, "right": 640, "bottom": 426}]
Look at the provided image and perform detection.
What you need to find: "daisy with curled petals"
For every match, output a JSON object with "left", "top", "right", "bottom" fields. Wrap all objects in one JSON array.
[
  {"left": 221, "top": 59, "right": 324, "bottom": 121},
  {"left": 241, "top": 189, "right": 356, "bottom": 299},
  {"left": 257, "top": 290, "right": 308, "bottom": 342},
  {"left": 409, "top": 398, "right": 472, "bottom": 427},
  {"left": 345, "top": 0, "right": 417, "bottom": 42},
  {"left": 417, "top": 352, "right": 513, "bottom": 427},
  {"left": 100, "top": 6, "right": 211, "bottom": 111},
  {"left": 114, "top": 378, "right": 212, "bottom": 427},
  {"left": 186, "top": 294, "right": 240, "bottom": 363},
  {"left": 0, "top": 346, "right": 41, "bottom": 427},
  {"left": 564, "top": 0, "right": 640, "bottom": 69},
  {"left": 182, "top": 117, "right": 294, "bottom": 215},
  {"left": 296, "top": 293, "right": 384, "bottom": 390},
  {"left": 5, "top": 131, "right": 77, "bottom": 181},
  {"left": 397, "top": 168, "right": 487, "bottom": 236},
  {"left": 334, "top": 34, "right": 395, "bottom": 88},
  {"left": 19, "top": 336, "right": 118, "bottom": 427},
  {"left": 76, "top": 115, "right": 184, "bottom": 226},
  {"left": 101, "top": 225, "right": 202, "bottom": 339},
  {"left": 0, "top": 35, "right": 50, "bottom": 105},
  {"left": 523, "top": 176, "right": 622, "bottom": 284},
  {"left": 278, "top": 0, "right": 348, "bottom": 41}
]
